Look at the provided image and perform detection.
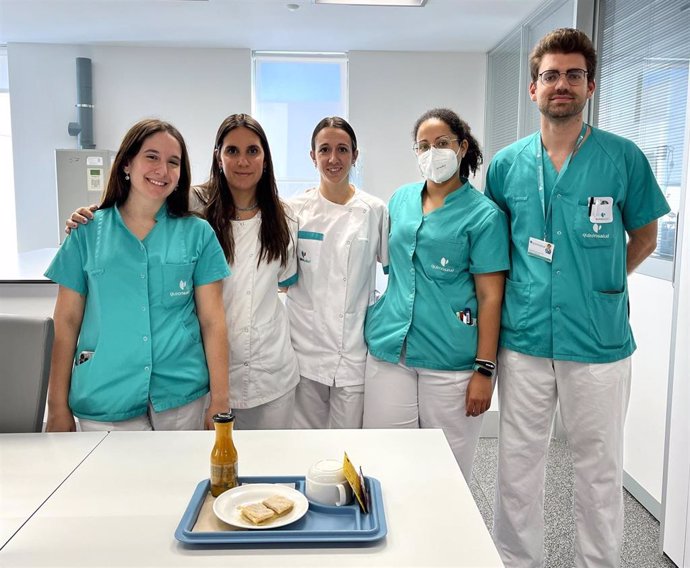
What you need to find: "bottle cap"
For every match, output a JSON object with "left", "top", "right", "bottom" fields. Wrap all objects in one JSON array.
[{"left": 212, "top": 412, "right": 235, "bottom": 423}]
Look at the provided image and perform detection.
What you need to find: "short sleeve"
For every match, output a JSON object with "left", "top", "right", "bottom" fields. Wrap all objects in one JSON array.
[
  {"left": 278, "top": 216, "right": 299, "bottom": 288},
  {"left": 44, "top": 231, "right": 88, "bottom": 295},
  {"left": 193, "top": 222, "right": 231, "bottom": 286},
  {"left": 484, "top": 160, "right": 505, "bottom": 211},
  {"left": 469, "top": 208, "right": 510, "bottom": 274},
  {"left": 378, "top": 204, "right": 390, "bottom": 274},
  {"left": 621, "top": 147, "right": 671, "bottom": 231}
]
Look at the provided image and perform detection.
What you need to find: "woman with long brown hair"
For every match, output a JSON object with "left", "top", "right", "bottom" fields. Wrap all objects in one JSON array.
[
  {"left": 47, "top": 119, "right": 230, "bottom": 432},
  {"left": 193, "top": 114, "right": 299, "bottom": 429}
]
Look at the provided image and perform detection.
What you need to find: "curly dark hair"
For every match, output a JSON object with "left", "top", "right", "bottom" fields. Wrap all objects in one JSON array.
[{"left": 412, "top": 108, "right": 483, "bottom": 179}]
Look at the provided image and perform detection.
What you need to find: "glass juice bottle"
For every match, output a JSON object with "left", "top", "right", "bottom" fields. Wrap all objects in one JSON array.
[{"left": 210, "top": 412, "right": 238, "bottom": 497}]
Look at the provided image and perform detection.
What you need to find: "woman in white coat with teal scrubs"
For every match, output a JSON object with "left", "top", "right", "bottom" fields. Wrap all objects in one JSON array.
[
  {"left": 46, "top": 119, "right": 230, "bottom": 432},
  {"left": 363, "top": 108, "right": 509, "bottom": 480}
]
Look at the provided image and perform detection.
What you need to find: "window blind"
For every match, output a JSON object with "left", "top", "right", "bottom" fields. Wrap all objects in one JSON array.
[{"left": 596, "top": 0, "right": 690, "bottom": 273}]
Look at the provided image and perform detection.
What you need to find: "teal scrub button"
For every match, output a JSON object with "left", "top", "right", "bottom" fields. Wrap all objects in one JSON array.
[{"left": 143, "top": 336, "right": 148, "bottom": 342}]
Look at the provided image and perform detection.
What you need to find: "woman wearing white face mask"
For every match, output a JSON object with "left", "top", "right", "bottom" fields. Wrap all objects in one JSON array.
[{"left": 363, "top": 108, "right": 509, "bottom": 481}]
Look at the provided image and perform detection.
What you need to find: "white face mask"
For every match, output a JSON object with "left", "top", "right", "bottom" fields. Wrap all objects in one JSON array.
[{"left": 417, "top": 147, "right": 463, "bottom": 184}]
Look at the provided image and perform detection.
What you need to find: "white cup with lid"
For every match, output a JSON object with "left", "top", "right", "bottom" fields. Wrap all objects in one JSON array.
[{"left": 305, "top": 458, "right": 353, "bottom": 506}]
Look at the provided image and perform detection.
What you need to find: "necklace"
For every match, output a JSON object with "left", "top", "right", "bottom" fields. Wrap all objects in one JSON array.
[
  {"left": 234, "top": 203, "right": 258, "bottom": 221},
  {"left": 236, "top": 202, "right": 258, "bottom": 212}
]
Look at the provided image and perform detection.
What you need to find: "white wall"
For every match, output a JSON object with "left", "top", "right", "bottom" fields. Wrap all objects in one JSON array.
[
  {"left": 8, "top": 43, "right": 251, "bottom": 252},
  {"left": 350, "top": 51, "right": 487, "bottom": 204},
  {"left": 625, "top": 273, "right": 674, "bottom": 512}
]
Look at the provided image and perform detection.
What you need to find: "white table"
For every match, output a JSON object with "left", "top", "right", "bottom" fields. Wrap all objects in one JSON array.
[
  {"left": 0, "top": 431, "right": 108, "bottom": 549},
  {"left": 1, "top": 429, "right": 503, "bottom": 567}
]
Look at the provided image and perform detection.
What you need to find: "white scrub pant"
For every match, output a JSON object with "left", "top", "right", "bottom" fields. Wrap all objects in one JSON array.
[
  {"left": 493, "top": 348, "right": 632, "bottom": 568},
  {"left": 78, "top": 396, "right": 206, "bottom": 431},
  {"left": 362, "top": 353, "right": 485, "bottom": 481},
  {"left": 233, "top": 387, "right": 296, "bottom": 430},
  {"left": 293, "top": 377, "right": 364, "bottom": 429}
]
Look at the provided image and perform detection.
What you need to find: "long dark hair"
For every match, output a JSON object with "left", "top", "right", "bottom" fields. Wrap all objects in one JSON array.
[
  {"left": 197, "top": 114, "right": 291, "bottom": 266},
  {"left": 101, "top": 119, "right": 190, "bottom": 216},
  {"left": 412, "top": 108, "right": 483, "bottom": 179}
]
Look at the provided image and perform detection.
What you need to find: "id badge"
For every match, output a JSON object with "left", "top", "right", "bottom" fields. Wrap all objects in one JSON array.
[
  {"left": 589, "top": 197, "right": 614, "bottom": 224},
  {"left": 528, "top": 237, "right": 554, "bottom": 263}
]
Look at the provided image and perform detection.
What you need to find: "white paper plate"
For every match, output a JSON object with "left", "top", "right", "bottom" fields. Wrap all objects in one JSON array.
[{"left": 212, "top": 483, "right": 309, "bottom": 530}]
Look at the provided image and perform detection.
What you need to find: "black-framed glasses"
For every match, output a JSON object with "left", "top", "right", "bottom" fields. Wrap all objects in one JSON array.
[
  {"left": 412, "top": 135, "right": 459, "bottom": 154},
  {"left": 537, "top": 68, "right": 588, "bottom": 87}
]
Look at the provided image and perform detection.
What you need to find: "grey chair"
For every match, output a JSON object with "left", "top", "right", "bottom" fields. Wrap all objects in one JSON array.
[{"left": 0, "top": 314, "right": 55, "bottom": 433}]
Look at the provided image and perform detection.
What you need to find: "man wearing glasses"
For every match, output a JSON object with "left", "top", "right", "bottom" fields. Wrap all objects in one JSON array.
[{"left": 485, "top": 28, "right": 670, "bottom": 567}]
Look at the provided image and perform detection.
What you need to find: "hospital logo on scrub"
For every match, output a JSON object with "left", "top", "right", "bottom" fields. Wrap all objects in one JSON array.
[
  {"left": 169, "top": 279, "right": 191, "bottom": 297},
  {"left": 431, "top": 256, "right": 455, "bottom": 273},
  {"left": 581, "top": 223, "right": 610, "bottom": 240},
  {"left": 299, "top": 250, "right": 311, "bottom": 264}
]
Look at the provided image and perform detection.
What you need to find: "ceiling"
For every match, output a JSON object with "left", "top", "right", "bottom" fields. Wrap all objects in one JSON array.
[{"left": 0, "top": 0, "right": 545, "bottom": 52}]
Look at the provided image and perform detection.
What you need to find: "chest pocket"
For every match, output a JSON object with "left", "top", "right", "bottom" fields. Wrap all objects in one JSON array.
[
  {"left": 573, "top": 204, "right": 615, "bottom": 248},
  {"left": 419, "top": 236, "right": 467, "bottom": 282},
  {"left": 297, "top": 232, "right": 323, "bottom": 273},
  {"left": 161, "top": 263, "right": 195, "bottom": 307}
]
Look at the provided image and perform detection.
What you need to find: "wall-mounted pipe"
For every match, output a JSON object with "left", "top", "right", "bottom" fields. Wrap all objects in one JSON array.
[{"left": 67, "top": 57, "right": 95, "bottom": 149}]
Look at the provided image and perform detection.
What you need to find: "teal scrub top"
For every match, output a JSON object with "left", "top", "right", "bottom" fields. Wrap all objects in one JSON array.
[
  {"left": 485, "top": 126, "right": 671, "bottom": 363},
  {"left": 365, "top": 180, "right": 509, "bottom": 371},
  {"left": 44, "top": 204, "right": 231, "bottom": 421}
]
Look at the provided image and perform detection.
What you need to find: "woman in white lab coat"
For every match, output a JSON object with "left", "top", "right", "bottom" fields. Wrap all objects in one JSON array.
[
  {"left": 192, "top": 114, "right": 299, "bottom": 429},
  {"left": 287, "top": 116, "right": 389, "bottom": 429}
]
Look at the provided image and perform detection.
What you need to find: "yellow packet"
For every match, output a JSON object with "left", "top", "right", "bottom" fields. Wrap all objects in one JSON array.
[{"left": 343, "top": 452, "right": 369, "bottom": 513}]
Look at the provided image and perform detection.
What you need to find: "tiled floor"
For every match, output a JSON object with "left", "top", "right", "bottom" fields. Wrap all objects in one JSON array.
[{"left": 471, "top": 438, "right": 677, "bottom": 568}]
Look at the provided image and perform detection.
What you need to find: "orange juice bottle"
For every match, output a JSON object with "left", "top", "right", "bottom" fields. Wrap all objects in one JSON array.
[{"left": 210, "top": 412, "right": 238, "bottom": 497}]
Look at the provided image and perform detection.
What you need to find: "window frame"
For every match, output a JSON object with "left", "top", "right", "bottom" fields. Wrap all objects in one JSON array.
[{"left": 251, "top": 51, "right": 349, "bottom": 198}]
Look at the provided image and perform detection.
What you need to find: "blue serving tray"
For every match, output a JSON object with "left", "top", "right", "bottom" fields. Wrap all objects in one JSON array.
[{"left": 175, "top": 475, "right": 387, "bottom": 546}]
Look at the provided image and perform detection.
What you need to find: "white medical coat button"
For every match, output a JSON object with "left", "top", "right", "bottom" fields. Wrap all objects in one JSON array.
[
  {"left": 339, "top": 313, "right": 344, "bottom": 318},
  {"left": 246, "top": 290, "right": 251, "bottom": 295},
  {"left": 346, "top": 241, "right": 351, "bottom": 246},
  {"left": 243, "top": 361, "right": 249, "bottom": 366}
]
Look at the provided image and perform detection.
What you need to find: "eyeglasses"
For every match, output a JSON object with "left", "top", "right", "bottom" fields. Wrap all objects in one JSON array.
[
  {"left": 537, "top": 68, "right": 588, "bottom": 87},
  {"left": 412, "top": 136, "right": 458, "bottom": 154}
]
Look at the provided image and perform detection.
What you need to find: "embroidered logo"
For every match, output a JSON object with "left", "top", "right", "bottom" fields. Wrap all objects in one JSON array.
[
  {"left": 299, "top": 250, "right": 311, "bottom": 264},
  {"left": 581, "top": 223, "right": 610, "bottom": 240},
  {"left": 170, "top": 280, "right": 191, "bottom": 297},
  {"left": 432, "top": 256, "right": 455, "bottom": 273}
]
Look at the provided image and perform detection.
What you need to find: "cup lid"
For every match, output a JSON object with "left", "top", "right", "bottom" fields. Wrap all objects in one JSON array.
[{"left": 308, "top": 458, "right": 346, "bottom": 483}]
